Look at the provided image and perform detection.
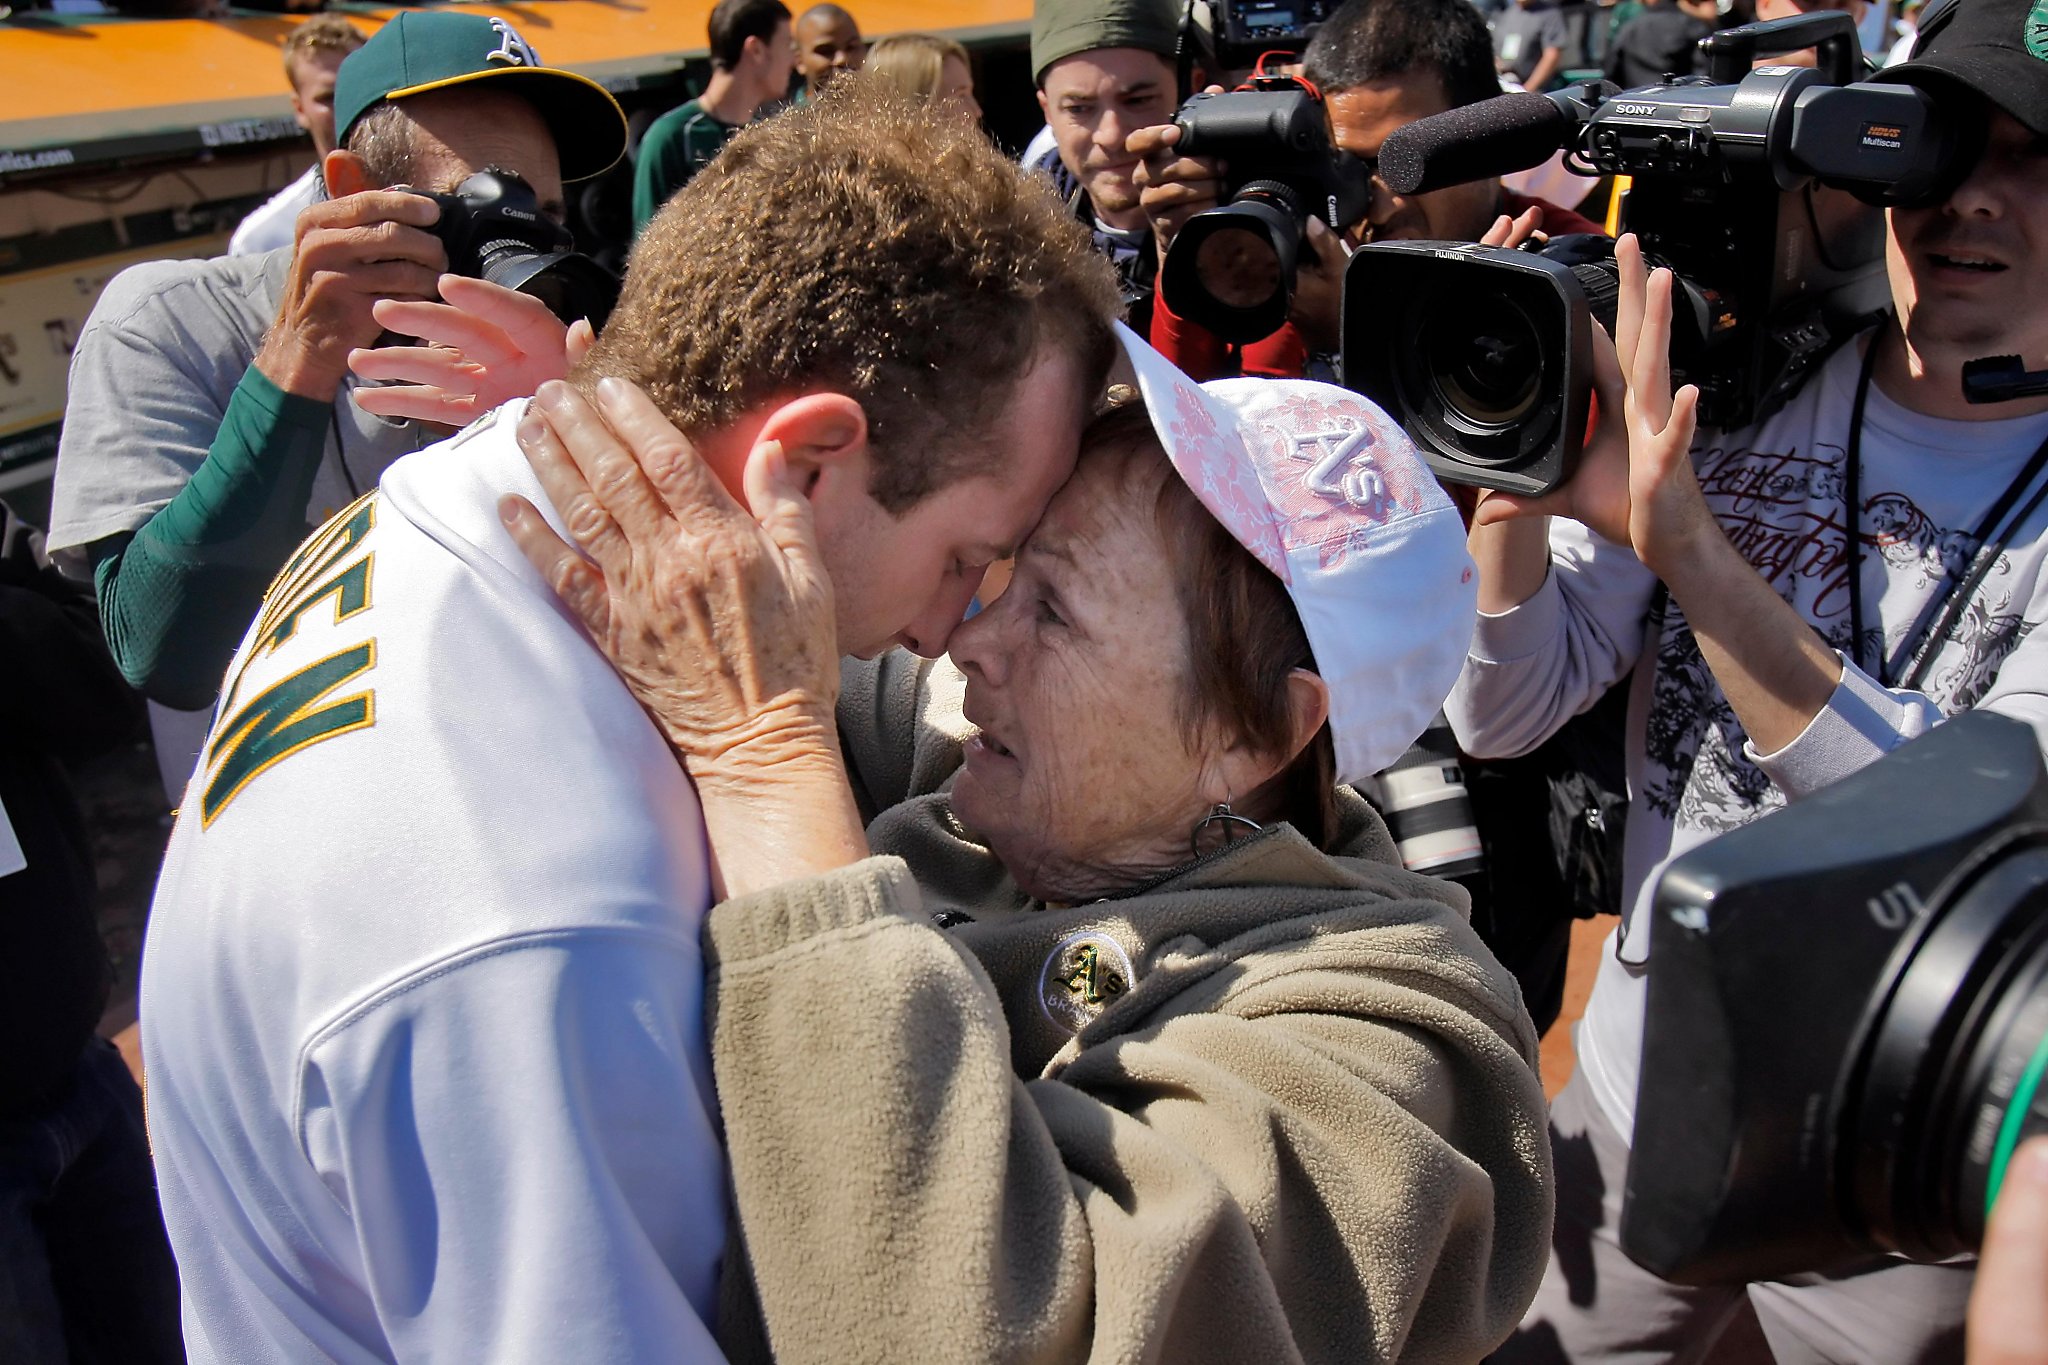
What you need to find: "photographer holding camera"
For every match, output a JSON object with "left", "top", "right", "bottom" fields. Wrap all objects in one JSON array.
[
  {"left": 1131, "top": 0, "right": 1604, "bottom": 383},
  {"left": 1027, "top": 0, "right": 1187, "bottom": 330},
  {"left": 1447, "top": 1, "right": 2048, "bottom": 1358},
  {"left": 46, "top": 12, "right": 624, "bottom": 769}
]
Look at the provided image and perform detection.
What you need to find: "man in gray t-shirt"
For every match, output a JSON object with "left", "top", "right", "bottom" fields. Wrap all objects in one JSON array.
[
  {"left": 51, "top": 248, "right": 419, "bottom": 577},
  {"left": 49, "top": 247, "right": 431, "bottom": 800},
  {"left": 1493, "top": 0, "right": 1570, "bottom": 90},
  {"left": 48, "top": 13, "right": 624, "bottom": 796}
]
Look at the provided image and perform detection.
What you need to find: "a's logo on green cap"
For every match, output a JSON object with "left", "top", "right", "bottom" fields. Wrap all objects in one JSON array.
[
  {"left": 2028, "top": 0, "right": 2048, "bottom": 61},
  {"left": 486, "top": 16, "right": 540, "bottom": 68}
]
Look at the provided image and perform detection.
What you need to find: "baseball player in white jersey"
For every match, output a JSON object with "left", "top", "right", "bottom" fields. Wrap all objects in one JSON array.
[{"left": 140, "top": 87, "right": 1119, "bottom": 1361}]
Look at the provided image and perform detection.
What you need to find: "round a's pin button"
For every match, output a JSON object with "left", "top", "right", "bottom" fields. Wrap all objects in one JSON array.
[{"left": 1039, "top": 931, "right": 1136, "bottom": 1034}]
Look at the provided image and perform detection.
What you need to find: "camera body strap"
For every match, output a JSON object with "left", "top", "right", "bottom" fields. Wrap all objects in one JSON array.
[{"left": 1843, "top": 326, "right": 2048, "bottom": 692}]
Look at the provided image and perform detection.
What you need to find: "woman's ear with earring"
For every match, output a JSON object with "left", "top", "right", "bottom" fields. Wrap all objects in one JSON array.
[{"left": 1190, "top": 797, "right": 1264, "bottom": 859}]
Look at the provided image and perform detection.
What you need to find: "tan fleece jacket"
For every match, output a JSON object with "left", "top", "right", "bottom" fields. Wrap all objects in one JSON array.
[{"left": 704, "top": 653, "right": 1553, "bottom": 1364}]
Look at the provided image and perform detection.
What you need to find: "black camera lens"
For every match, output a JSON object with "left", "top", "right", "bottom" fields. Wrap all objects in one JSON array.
[
  {"left": 1622, "top": 713, "right": 2048, "bottom": 1283},
  {"left": 1421, "top": 295, "right": 1544, "bottom": 429},
  {"left": 1193, "top": 225, "right": 1283, "bottom": 311},
  {"left": 424, "top": 170, "right": 621, "bottom": 330},
  {"left": 1343, "top": 240, "right": 1593, "bottom": 497},
  {"left": 1950, "top": 928, "right": 2048, "bottom": 1242},
  {"left": 1161, "top": 196, "right": 1304, "bottom": 344},
  {"left": 1390, "top": 270, "right": 1567, "bottom": 473},
  {"left": 476, "top": 247, "right": 622, "bottom": 335},
  {"left": 1850, "top": 842, "right": 2048, "bottom": 1259}
]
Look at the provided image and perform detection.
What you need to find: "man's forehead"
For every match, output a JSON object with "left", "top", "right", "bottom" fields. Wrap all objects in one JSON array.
[
  {"left": 1042, "top": 48, "right": 1173, "bottom": 96},
  {"left": 798, "top": 10, "right": 857, "bottom": 39},
  {"left": 1327, "top": 72, "right": 1452, "bottom": 153},
  {"left": 291, "top": 49, "right": 350, "bottom": 86}
]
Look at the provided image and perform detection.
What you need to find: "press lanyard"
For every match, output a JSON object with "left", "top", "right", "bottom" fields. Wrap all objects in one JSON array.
[{"left": 1842, "top": 326, "right": 2048, "bottom": 690}]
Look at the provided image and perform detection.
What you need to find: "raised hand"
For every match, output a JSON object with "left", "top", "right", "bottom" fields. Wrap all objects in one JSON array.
[
  {"left": 1472, "top": 233, "right": 1709, "bottom": 575},
  {"left": 256, "top": 190, "right": 446, "bottom": 401},
  {"left": 499, "top": 379, "right": 840, "bottom": 776},
  {"left": 1609, "top": 233, "right": 1712, "bottom": 576},
  {"left": 500, "top": 378, "right": 864, "bottom": 898},
  {"left": 351, "top": 275, "right": 590, "bottom": 425},
  {"left": 1478, "top": 202, "right": 1546, "bottom": 251}
]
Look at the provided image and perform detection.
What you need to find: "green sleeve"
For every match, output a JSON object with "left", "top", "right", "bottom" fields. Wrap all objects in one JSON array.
[
  {"left": 92, "top": 364, "right": 331, "bottom": 710},
  {"left": 632, "top": 107, "right": 736, "bottom": 236},
  {"left": 632, "top": 112, "right": 689, "bottom": 235}
]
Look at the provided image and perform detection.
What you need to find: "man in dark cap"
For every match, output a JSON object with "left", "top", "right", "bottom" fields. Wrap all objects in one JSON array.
[
  {"left": 1459, "top": 0, "right": 2048, "bottom": 1358},
  {"left": 1027, "top": 0, "right": 1185, "bottom": 328},
  {"left": 49, "top": 11, "right": 624, "bottom": 795}
]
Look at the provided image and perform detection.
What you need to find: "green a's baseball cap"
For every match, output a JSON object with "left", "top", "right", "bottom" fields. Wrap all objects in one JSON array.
[{"left": 334, "top": 11, "right": 629, "bottom": 182}]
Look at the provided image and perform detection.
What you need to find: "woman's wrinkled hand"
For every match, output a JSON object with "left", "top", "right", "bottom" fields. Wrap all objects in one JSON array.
[
  {"left": 350, "top": 275, "right": 591, "bottom": 426},
  {"left": 497, "top": 377, "right": 843, "bottom": 789}
]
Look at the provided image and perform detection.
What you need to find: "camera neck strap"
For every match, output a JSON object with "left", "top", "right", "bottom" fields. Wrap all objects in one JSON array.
[{"left": 1844, "top": 325, "right": 2048, "bottom": 691}]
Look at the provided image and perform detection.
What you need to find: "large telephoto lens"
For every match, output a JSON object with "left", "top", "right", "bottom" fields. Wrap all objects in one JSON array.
[
  {"left": 1622, "top": 713, "right": 2048, "bottom": 1283},
  {"left": 1850, "top": 840, "right": 2048, "bottom": 1260}
]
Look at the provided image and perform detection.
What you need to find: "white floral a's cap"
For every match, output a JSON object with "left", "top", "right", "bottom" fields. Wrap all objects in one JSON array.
[{"left": 1114, "top": 322, "right": 1479, "bottom": 783}]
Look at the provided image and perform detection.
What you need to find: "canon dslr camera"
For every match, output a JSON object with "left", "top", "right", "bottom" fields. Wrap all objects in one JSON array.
[
  {"left": 1158, "top": 72, "right": 1374, "bottom": 345},
  {"left": 418, "top": 169, "right": 621, "bottom": 331},
  {"left": 1339, "top": 11, "right": 1976, "bottom": 496},
  {"left": 1623, "top": 711, "right": 2048, "bottom": 1282}
]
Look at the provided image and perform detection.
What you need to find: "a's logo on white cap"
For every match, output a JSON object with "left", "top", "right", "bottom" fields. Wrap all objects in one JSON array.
[
  {"left": 486, "top": 17, "right": 540, "bottom": 67},
  {"left": 1289, "top": 425, "right": 1391, "bottom": 518}
]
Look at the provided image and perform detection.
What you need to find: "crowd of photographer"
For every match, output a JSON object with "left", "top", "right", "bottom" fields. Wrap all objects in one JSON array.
[{"left": 9, "top": 0, "right": 2048, "bottom": 1359}]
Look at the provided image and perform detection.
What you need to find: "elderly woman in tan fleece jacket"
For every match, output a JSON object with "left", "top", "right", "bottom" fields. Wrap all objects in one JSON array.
[{"left": 505, "top": 335, "right": 1554, "bottom": 1363}]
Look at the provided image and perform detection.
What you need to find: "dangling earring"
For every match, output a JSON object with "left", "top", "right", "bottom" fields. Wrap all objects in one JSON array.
[{"left": 1190, "top": 798, "right": 1263, "bottom": 858}]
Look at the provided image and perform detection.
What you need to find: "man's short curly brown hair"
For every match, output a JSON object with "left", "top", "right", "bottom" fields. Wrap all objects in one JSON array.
[{"left": 578, "top": 78, "right": 1122, "bottom": 513}]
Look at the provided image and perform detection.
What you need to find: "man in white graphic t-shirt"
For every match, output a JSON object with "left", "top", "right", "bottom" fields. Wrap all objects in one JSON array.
[
  {"left": 142, "top": 87, "right": 1119, "bottom": 1363},
  {"left": 1450, "top": 0, "right": 2048, "bottom": 1359}
]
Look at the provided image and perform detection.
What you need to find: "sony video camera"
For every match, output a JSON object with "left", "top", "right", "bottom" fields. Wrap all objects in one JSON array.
[
  {"left": 418, "top": 170, "right": 621, "bottom": 331},
  {"left": 1342, "top": 11, "right": 1978, "bottom": 496},
  {"left": 1158, "top": 73, "right": 1375, "bottom": 345},
  {"left": 1622, "top": 710, "right": 2048, "bottom": 1282}
]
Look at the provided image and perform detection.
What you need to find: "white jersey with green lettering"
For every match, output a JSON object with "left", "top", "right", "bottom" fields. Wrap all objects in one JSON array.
[{"left": 141, "top": 401, "right": 726, "bottom": 1364}]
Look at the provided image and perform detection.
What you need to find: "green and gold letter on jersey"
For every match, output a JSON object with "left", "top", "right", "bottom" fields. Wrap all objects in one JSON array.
[{"left": 203, "top": 494, "right": 382, "bottom": 826}]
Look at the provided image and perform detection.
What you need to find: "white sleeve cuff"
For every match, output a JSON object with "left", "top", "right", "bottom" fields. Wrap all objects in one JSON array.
[
  {"left": 1745, "top": 652, "right": 1942, "bottom": 800},
  {"left": 1469, "top": 568, "right": 1564, "bottom": 665}
]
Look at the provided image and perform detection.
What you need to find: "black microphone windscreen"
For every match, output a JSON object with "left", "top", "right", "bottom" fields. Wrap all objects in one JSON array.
[{"left": 1377, "top": 93, "right": 1570, "bottom": 197}]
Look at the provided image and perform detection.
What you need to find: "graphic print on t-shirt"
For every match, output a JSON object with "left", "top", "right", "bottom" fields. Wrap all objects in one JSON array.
[{"left": 1642, "top": 434, "right": 2033, "bottom": 835}]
